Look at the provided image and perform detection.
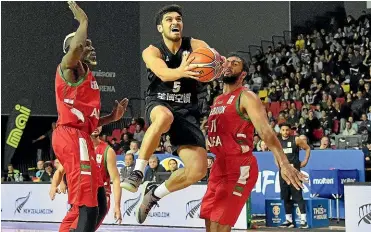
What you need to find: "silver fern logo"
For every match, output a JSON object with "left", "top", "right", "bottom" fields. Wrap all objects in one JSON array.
[
  {"left": 122, "top": 195, "right": 141, "bottom": 218},
  {"left": 14, "top": 192, "right": 31, "bottom": 215},
  {"left": 185, "top": 199, "right": 202, "bottom": 219},
  {"left": 358, "top": 203, "right": 371, "bottom": 226}
]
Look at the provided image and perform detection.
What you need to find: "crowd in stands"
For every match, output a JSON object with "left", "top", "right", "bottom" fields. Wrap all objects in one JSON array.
[{"left": 3, "top": 11, "right": 371, "bottom": 183}]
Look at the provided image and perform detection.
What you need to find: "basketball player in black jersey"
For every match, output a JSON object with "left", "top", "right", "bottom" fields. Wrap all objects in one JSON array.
[
  {"left": 278, "top": 123, "right": 311, "bottom": 229},
  {"left": 121, "top": 4, "right": 224, "bottom": 224}
]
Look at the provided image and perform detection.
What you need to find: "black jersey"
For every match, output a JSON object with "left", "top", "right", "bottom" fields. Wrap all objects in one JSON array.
[
  {"left": 278, "top": 136, "right": 300, "bottom": 166},
  {"left": 146, "top": 37, "right": 199, "bottom": 108}
]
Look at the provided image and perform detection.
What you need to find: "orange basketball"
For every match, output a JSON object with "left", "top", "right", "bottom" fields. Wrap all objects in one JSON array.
[{"left": 189, "top": 47, "right": 221, "bottom": 82}]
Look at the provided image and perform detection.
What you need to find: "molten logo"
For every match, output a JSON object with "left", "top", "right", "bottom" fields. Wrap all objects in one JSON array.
[
  {"left": 313, "top": 178, "right": 334, "bottom": 185},
  {"left": 6, "top": 104, "right": 31, "bottom": 148}
]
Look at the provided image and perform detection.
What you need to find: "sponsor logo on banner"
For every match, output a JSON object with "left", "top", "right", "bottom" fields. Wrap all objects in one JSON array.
[
  {"left": 253, "top": 170, "right": 310, "bottom": 195},
  {"left": 313, "top": 205, "right": 327, "bottom": 220},
  {"left": 358, "top": 203, "right": 371, "bottom": 226},
  {"left": 14, "top": 192, "right": 53, "bottom": 215},
  {"left": 341, "top": 178, "right": 356, "bottom": 184},
  {"left": 313, "top": 178, "right": 334, "bottom": 185},
  {"left": 122, "top": 196, "right": 140, "bottom": 218},
  {"left": 185, "top": 199, "right": 202, "bottom": 219},
  {"left": 92, "top": 70, "right": 116, "bottom": 92}
]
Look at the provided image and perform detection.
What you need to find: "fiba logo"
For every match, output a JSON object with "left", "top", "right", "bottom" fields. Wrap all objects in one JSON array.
[
  {"left": 6, "top": 104, "right": 31, "bottom": 149},
  {"left": 358, "top": 203, "right": 371, "bottom": 226},
  {"left": 272, "top": 206, "right": 280, "bottom": 217}
]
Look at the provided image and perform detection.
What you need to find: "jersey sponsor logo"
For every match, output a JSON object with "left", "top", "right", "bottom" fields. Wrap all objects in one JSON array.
[
  {"left": 282, "top": 148, "right": 293, "bottom": 154},
  {"left": 313, "top": 178, "right": 334, "bottom": 185},
  {"left": 91, "top": 81, "right": 99, "bottom": 90},
  {"left": 96, "top": 154, "right": 102, "bottom": 165},
  {"left": 99, "top": 85, "right": 115, "bottom": 92},
  {"left": 209, "top": 106, "right": 227, "bottom": 116},
  {"left": 157, "top": 92, "right": 191, "bottom": 104},
  {"left": 207, "top": 136, "right": 222, "bottom": 147},
  {"left": 7, "top": 104, "right": 31, "bottom": 149},
  {"left": 287, "top": 142, "right": 292, "bottom": 147}
]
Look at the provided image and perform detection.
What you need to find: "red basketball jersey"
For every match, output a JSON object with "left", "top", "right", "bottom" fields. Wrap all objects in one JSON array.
[
  {"left": 55, "top": 64, "right": 101, "bottom": 135},
  {"left": 95, "top": 140, "right": 111, "bottom": 195},
  {"left": 207, "top": 87, "right": 254, "bottom": 157}
]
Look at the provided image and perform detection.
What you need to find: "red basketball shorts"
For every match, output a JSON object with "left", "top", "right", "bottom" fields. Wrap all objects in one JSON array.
[
  {"left": 52, "top": 125, "right": 98, "bottom": 208},
  {"left": 200, "top": 155, "right": 258, "bottom": 227}
]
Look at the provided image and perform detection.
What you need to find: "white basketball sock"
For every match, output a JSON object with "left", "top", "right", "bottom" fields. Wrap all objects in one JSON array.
[
  {"left": 134, "top": 159, "right": 148, "bottom": 174},
  {"left": 286, "top": 214, "right": 293, "bottom": 222},
  {"left": 154, "top": 182, "right": 171, "bottom": 199},
  {"left": 301, "top": 213, "right": 307, "bottom": 222}
]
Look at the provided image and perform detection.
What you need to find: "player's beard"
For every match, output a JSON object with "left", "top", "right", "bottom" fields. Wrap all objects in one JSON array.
[
  {"left": 164, "top": 31, "right": 181, "bottom": 42},
  {"left": 222, "top": 74, "right": 240, "bottom": 84}
]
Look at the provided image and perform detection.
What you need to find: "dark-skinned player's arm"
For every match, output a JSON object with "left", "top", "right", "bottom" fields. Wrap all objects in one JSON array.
[
  {"left": 60, "top": 1, "right": 88, "bottom": 83},
  {"left": 240, "top": 90, "right": 308, "bottom": 190},
  {"left": 106, "top": 147, "right": 122, "bottom": 224},
  {"left": 296, "top": 137, "right": 311, "bottom": 168},
  {"left": 98, "top": 98, "right": 129, "bottom": 127},
  {"left": 49, "top": 165, "right": 65, "bottom": 200}
]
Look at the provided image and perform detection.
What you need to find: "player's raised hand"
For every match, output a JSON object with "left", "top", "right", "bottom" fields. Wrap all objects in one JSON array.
[
  {"left": 280, "top": 163, "right": 308, "bottom": 190},
  {"left": 110, "top": 98, "right": 129, "bottom": 121},
  {"left": 178, "top": 51, "right": 201, "bottom": 79},
  {"left": 67, "top": 1, "right": 88, "bottom": 23}
]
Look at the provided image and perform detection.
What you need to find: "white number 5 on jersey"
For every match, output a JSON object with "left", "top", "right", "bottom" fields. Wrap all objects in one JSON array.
[{"left": 173, "top": 81, "right": 181, "bottom": 93}]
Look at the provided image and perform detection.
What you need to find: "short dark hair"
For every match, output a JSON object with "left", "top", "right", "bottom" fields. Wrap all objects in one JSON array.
[
  {"left": 155, "top": 4, "right": 183, "bottom": 26},
  {"left": 125, "top": 153, "right": 134, "bottom": 160},
  {"left": 226, "top": 52, "right": 248, "bottom": 72},
  {"left": 280, "top": 123, "right": 292, "bottom": 129}
]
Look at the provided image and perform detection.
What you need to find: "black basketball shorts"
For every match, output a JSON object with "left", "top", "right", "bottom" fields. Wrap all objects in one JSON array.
[{"left": 145, "top": 99, "right": 206, "bottom": 155}]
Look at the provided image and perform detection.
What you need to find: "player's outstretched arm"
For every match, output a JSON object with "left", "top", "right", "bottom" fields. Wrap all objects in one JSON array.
[
  {"left": 296, "top": 137, "right": 311, "bottom": 168},
  {"left": 142, "top": 45, "right": 200, "bottom": 81},
  {"left": 106, "top": 147, "right": 122, "bottom": 224},
  {"left": 240, "top": 90, "right": 307, "bottom": 190},
  {"left": 61, "top": 1, "right": 88, "bottom": 80}
]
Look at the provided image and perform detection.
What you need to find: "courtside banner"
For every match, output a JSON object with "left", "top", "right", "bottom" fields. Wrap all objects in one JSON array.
[
  {"left": 1, "top": 184, "right": 248, "bottom": 229},
  {"left": 117, "top": 149, "right": 365, "bottom": 218},
  {"left": 3, "top": 98, "right": 32, "bottom": 170}
]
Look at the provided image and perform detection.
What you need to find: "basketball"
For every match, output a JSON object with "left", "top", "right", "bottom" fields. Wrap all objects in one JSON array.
[{"left": 189, "top": 47, "right": 222, "bottom": 82}]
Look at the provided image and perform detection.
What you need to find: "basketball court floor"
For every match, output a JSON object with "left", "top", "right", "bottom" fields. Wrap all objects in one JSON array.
[{"left": 1, "top": 221, "right": 345, "bottom": 232}]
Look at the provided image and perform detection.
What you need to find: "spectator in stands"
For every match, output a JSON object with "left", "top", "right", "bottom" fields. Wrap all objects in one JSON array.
[
  {"left": 120, "top": 153, "right": 135, "bottom": 181},
  {"left": 35, "top": 160, "right": 45, "bottom": 179},
  {"left": 319, "top": 136, "right": 331, "bottom": 149},
  {"left": 128, "top": 117, "right": 137, "bottom": 134},
  {"left": 110, "top": 138, "right": 122, "bottom": 153},
  {"left": 359, "top": 113, "right": 371, "bottom": 132},
  {"left": 319, "top": 110, "right": 331, "bottom": 135},
  {"left": 348, "top": 116, "right": 359, "bottom": 132},
  {"left": 120, "top": 133, "right": 131, "bottom": 153},
  {"left": 201, "top": 156, "right": 215, "bottom": 182},
  {"left": 295, "top": 35, "right": 305, "bottom": 51},
  {"left": 260, "top": 140, "right": 269, "bottom": 151},
  {"left": 351, "top": 91, "right": 367, "bottom": 120},
  {"left": 287, "top": 108, "right": 298, "bottom": 126},
  {"left": 167, "top": 159, "right": 179, "bottom": 173},
  {"left": 128, "top": 140, "right": 140, "bottom": 155},
  {"left": 133, "top": 124, "right": 145, "bottom": 143},
  {"left": 2, "top": 164, "right": 20, "bottom": 182},
  {"left": 40, "top": 162, "right": 54, "bottom": 182},
  {"left": 343, "top": 121, "right": 357, "bottom": 135},
  {"left": 144, "top": 155, "right": 166, "bottom": 182}
]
